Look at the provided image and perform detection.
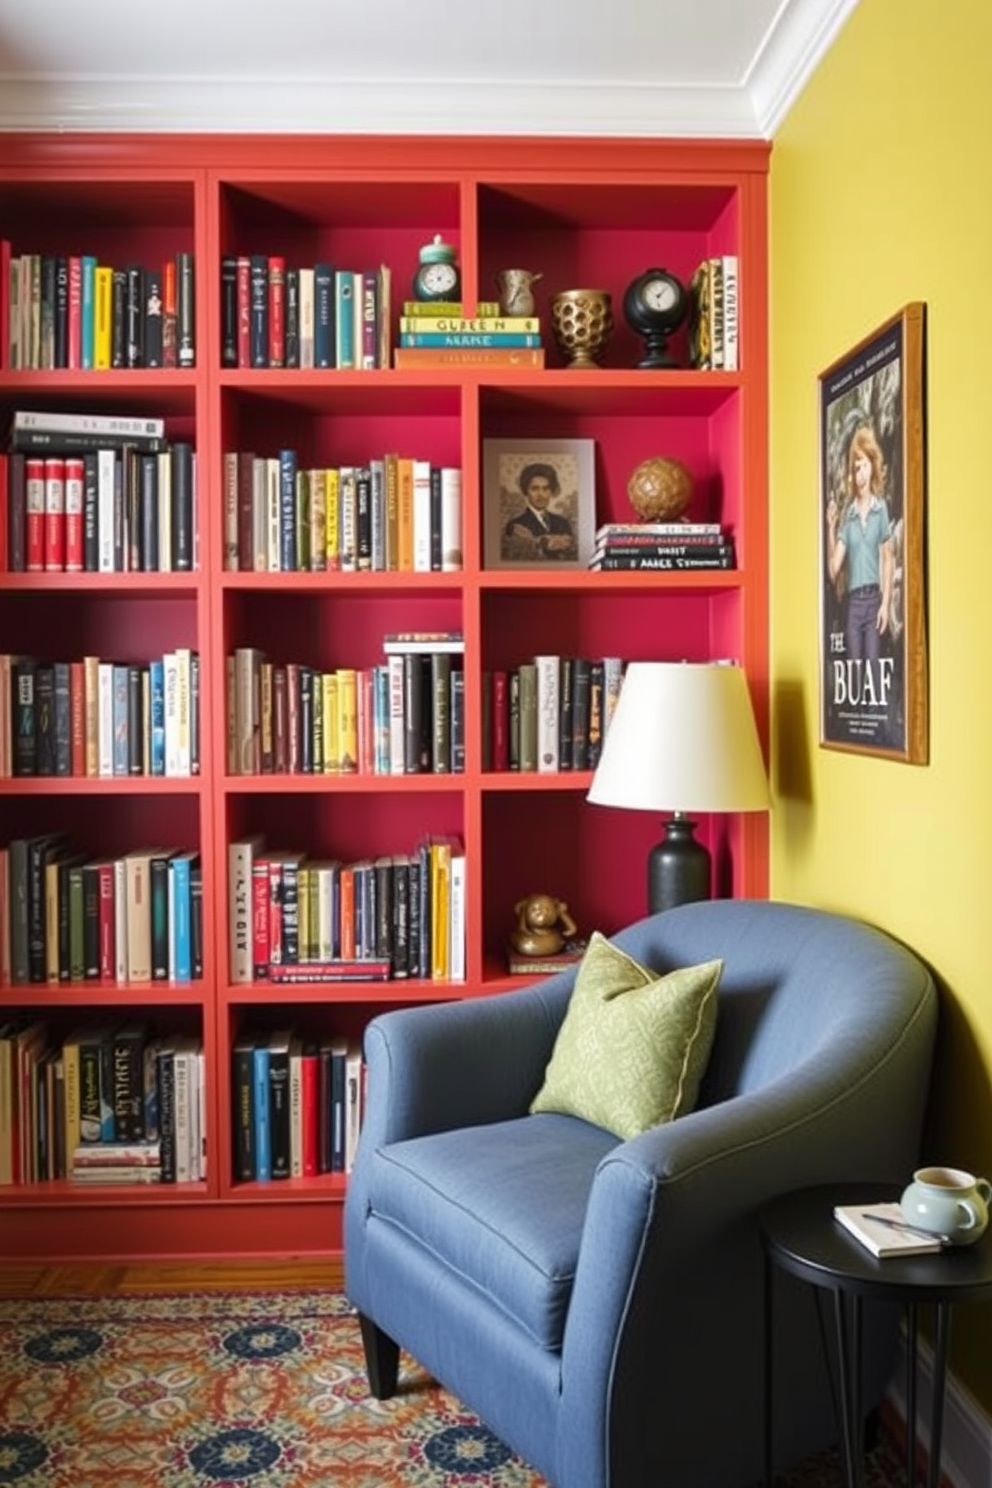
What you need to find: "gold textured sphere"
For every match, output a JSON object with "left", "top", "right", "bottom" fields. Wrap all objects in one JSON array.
[{"left": 627, "top": 456, "right": 694, "bottom": 523}]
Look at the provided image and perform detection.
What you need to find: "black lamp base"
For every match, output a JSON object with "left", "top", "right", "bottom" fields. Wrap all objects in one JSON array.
[{"left": 647, "top": 815, "right": 711, "bottom": 914}]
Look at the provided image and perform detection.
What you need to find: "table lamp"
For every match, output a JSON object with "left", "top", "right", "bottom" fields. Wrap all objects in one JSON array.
[{"left": 586, "top": 661, "right": 769, "bottom": 913}]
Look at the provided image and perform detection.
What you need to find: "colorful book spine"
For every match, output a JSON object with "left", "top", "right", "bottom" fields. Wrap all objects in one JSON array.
[
  {"left": 393, "top": 346, "right": 544, "bottom": 368},
  {"left": 80, "top": 255, "right": 97, "bottom": 370},
  {"left": 399, "top": 332, "right": 541, "bottom": 348},
  {"left": 252, "top": 1043, "right": 271, "bottom": 1181}
]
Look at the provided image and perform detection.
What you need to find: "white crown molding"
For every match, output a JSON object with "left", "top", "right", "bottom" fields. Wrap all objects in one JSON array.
[
  {"left": 0, "top": 0, "right": 858, "bottom": 140},
  {"left": 748, "top": 0, "right": 862, "bottom": 136},
  {"left": 0, "top": 73, "right": 762, "bottom": 138}
]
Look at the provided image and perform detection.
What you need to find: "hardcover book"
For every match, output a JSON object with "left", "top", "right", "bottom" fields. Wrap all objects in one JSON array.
[
  {"left": 393, "top": 346, "right": 545, "bottom": 368},
  {"left": 507, "top": 942, "right": 587, "bottom": 976}
]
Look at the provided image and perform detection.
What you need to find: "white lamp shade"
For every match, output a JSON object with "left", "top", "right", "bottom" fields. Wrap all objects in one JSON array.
[{"left": 587, "top": 662, "right": 770, "bottom": 814}]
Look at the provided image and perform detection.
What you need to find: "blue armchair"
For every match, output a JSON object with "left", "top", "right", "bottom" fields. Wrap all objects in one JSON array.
[{"left": 344, "top": 899, "right": 937, "bottom": 1488}]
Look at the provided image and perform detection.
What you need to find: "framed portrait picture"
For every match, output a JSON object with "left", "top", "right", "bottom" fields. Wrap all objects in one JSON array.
[
  {"left": 818, "top": 303, "right": 928, "bottom": 763},
  {"left": 483, "top": 437, "right": 596, "bottom": 570}
]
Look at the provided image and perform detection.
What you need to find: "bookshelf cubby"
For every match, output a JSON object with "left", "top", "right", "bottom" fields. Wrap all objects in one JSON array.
[{"left": 0, "top": 133, "right": 769, "bottom": 1260}]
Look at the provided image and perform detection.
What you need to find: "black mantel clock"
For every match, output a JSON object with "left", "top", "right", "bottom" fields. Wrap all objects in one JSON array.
[{"left": 623, "top": 267, "right": 688, "bottom": 368}]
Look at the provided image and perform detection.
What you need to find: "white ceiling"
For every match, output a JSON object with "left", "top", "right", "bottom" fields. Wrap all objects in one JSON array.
[{"left": 0, "top": 0, "right": 858, "bottom": 138}]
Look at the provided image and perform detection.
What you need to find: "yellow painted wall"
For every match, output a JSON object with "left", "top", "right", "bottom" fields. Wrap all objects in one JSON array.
[
  {"left": 771, "top": 0, "right": 992, "bottom": 1412},
  {"left": 5, "top": 0, "right": 989, "bottom": 1413}
]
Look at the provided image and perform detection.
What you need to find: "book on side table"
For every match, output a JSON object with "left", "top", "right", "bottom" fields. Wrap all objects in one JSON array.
[{"left": 833, "top": 1201, "right": 945, "bottom": 1257}]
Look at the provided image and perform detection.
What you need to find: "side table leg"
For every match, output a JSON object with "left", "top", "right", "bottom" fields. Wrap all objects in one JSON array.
[
  {"left": 764, "top": 1252, "right": 774, "bottom": 1488},
  {"left": 927, "top": 1303, "right": 952, "bottom": 1488},
  {"left": 832, "top": 1288, "right": 865, "bottom": 1488},
  {"left": 905, "top": 1303, "right": 918, "bottom": 1488}
]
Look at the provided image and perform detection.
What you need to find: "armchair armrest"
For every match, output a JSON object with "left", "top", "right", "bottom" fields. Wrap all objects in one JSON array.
[
  {"left": 557, "top": 1060, "right": 919, "bottom": 1488},
  {"left": 360, "top": 970, "right": 575, "bottom": 1148}
]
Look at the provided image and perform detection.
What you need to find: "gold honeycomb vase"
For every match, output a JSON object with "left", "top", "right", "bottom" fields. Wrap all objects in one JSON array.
[{"left": 551, "top": 289, "right": 613, "bottom": 369}]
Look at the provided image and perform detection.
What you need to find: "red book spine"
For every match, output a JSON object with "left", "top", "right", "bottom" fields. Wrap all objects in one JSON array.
[
  {"left": 268, "top": 256, "right": 285, "bottom": 368},
  {"left": 301, "top": 1051, "right": 318, "bottom": 1177},
  {"left": 67, "top": 256, "right": 83, "bottom": 368},
  {"left": 26, "top": 457, "right": 45, "bottom": 571},
  {"left": 491, "top": 669, "right": 509, "bottom": 771},
  {"left": 268, "top": 861, "right": 284, "bottom": 966},
  {"left": 251, "top": 859, "right": 270, "bottom": 978},
  {"left": 64, "top": 455, "right": 84, "bottom": 571},
  {"left": 162, "top": 258, "right": 177, "bottom": 368},
  {"left": 339, "top": 867, "right": 356, "bottom": 959},
  {"left": 357, "top": 668, "right": 374, "bottom": 774},
  {"left": 237, "top": 256, "right": 251, "bottom": 368},
  {"left": 44, "top": 457, "right": 65, "bottom": 571},
  {"left": 98, "top": 861, "right": 115, "bottom": 979},
  {"left": 70, "top": 661, "right": 86, "bottom": 776}
]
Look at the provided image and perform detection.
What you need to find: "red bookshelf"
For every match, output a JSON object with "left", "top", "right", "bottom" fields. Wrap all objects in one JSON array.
[{"left": 0, "top": 133, "right": 769, "bottom": 1260}]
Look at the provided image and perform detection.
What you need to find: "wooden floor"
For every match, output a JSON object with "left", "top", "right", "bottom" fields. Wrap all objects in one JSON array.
[{"left": 0, "top": 1258, "right": 345, "bottom": 1297}]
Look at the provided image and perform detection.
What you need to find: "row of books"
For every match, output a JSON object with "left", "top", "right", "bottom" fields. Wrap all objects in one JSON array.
[
  {"left": 228, "top": 646, "right": 465, "bottom": 778},
  {"left": 4, "top": 247, "right": 196, "bottom": 371},
  {"left": 228, "top": 834, "right": 466, "bottom": 984},
  {"left": 482, "top": 655, "right": 625, "bottom": 773},
  {"left": 687, "top": 254, "right": 739, "bottom": 372},
  {"left": 3, "top": 440, "right": 197, "bottom": 575},
  {"left": 220, "top": 257, "right": 391, "bottom": 371},
  {"left": 589, "top": 521, "right": 736, "bottom": 572},
  {"left": 222, "top": 449, "right": 463, "bottom": 575},
  {"left": 0, "top": 1018, "right": 205, "bottom": 1186},
  {"left": 1, "top": 650, "right": 200, "bottom": 780},
  {"left": 0, "top": 837, "right": 203, "bottom": 987},
  {"left": 232, "top": 1030, "right": 364, "bottom": 1182}
]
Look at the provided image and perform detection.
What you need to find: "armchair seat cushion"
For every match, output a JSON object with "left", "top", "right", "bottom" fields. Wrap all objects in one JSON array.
[{"left": 367, "top": 1112, "right": 618, "bottom": 1350}]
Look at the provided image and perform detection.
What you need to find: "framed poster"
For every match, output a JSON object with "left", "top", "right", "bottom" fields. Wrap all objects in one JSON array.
[
  {"left": 819, "top": 303, "right": 928, "bottom": 762},
  {"left": 483, "top": 437, "right": 596, "bottom": 570}
]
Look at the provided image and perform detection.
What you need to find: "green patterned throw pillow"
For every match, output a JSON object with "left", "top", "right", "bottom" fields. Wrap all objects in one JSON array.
[{"left": 530, "top": 931, "right": 722, "bottom": 1140}]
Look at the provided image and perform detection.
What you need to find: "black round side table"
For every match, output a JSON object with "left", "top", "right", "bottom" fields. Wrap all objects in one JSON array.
[{"left": 759, "top": 1182, "right": 992, "bottom": 1488}]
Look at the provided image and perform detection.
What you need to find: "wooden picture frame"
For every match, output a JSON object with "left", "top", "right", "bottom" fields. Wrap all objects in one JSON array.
[
  {"left": 483, "top": 437, "right": 596, "bottom": 570},
  {"left": 819, "top": 303, "right": 928, "bottom": 762}
]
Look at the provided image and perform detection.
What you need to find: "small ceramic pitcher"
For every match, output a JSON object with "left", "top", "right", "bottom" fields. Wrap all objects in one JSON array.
[
  {"left": 900, "top": 1165, "right": 992, "bottom": 1244},
  {"left": 495, "top": 269, "right": 543, "bottom": 317}
]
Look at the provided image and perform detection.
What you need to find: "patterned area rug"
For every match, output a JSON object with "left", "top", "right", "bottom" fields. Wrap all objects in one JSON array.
[{"left": 0, "top": 1289, "right": 907, "bottom": 1486}]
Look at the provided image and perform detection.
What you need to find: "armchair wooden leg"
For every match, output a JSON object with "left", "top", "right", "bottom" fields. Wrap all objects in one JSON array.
[{"left": 358, "top": 1312, "right": 400, "bottom": 1399}]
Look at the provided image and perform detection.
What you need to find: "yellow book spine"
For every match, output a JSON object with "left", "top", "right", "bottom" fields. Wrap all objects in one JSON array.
[
  {"left": 309, "top": 467, "right": 327, "bottom": 571},
  {"left": 431, "top": 838, "right": 452, "bottom": 981},
  {"left": 384, "top": 452, "right": 399, "bottom": 571},
  {"left": 337, "top": 668, "right": 358, "bottom": 775},
  {"left": 323, "top": 672, "right": 339, "bottom": 774},
  {"left": 94, "top": 265, "right": 113, "bottom": 369},
  {"left": 397, "top": 315, "right": 540, "bottom": 334},
  {"left": 45, "top": 859, "right": 61, "bottom": 983},
  {"left": 63, "top": 1038, "right": 81, "bottom": 1163},
  {"left": 325, "top": 467, "right": 340, "bottom": 571},
  {"left": 397, "top": 457, "right": 414, "bottom": 572}
]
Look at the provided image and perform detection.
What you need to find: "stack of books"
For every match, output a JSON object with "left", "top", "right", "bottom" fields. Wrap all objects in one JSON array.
[
  {"left": 70, "top": 1141, "right": 162, "bottom": 1185},
  {"left": 394, "top": 301, "right": 544, "bottom": 369},
  {"left": 589, "top": 522, "right": 735, "bottom": 572}
]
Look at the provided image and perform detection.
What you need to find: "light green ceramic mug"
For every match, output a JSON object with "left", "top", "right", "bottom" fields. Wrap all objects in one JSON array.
[{"left": 900, "top": 1166, "right": 992, "bottom": 1245}]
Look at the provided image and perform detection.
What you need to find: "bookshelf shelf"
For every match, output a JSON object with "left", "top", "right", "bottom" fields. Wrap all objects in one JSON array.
[
  {"left": 1, "top": 131, "right": 769, "bottom": 1259},
  {"left": 0, "top": 778, "right": 202, "bottom": 796},
  {"left": 222, "top": 774, "right": 464, "bottom": 795}
]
